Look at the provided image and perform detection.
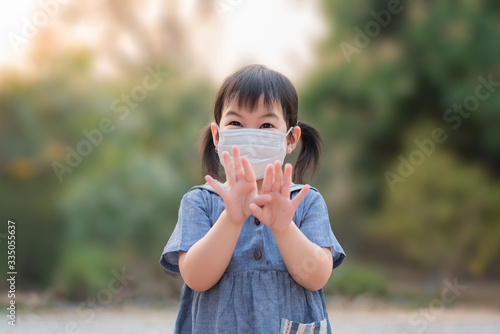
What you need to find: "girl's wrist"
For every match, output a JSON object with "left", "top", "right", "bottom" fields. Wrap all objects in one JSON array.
[
  {"left": 220, "top": 209, "right": 246, "bottom": 230},
  {"left": 270, "top": 220, "right": 294, "bottom": 238}
]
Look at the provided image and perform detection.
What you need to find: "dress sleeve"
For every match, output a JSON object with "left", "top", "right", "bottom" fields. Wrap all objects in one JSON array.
[
  {"left": 294, "top": 189, "right": 346, "bottom": 269},
  {"left": 159, "top": 188, "right": 212, "bottom": 274}
]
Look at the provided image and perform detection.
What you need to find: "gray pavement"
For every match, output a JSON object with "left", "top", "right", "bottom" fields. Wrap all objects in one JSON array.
[{"left": 2, "top": 306, "right": 499, "bottom": 333}]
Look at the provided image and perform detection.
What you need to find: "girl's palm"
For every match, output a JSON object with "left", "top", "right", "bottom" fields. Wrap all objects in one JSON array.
[
  {"left": 206, "top": 146, "right": 270, "bottom": 224},
  {"left": 250, "top": 161, "right": 309, "bottom": 233}
]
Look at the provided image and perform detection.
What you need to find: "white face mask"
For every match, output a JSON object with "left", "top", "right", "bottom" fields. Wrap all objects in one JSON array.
[{"left": 217, "top": 126, "right": 293, "bottom": 180}]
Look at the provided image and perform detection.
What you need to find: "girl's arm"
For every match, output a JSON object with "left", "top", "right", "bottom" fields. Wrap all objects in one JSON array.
[
  {"left": 178, "top": 210, "right": 243, "bottom": 292},
  {"left": 249, "top": 161, "right": 333, "bottom": 291},
  {"left": 272, "top": 224, "right": 333, "bottom": 291},
  {"left": 180, "top": 146, "right": 271, "bottom": 292}
]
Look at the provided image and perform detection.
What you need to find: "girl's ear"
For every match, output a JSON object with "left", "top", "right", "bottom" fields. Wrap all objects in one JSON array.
[
  {"left": 287, "top": 126, "right": 301, "bottom": 154},
  {"left": 211, "top": 122, "right": 219, "bottom": 148}
]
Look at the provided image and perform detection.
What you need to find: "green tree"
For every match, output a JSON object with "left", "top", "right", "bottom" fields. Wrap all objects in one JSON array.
[
  {"left": 371, "top": 121, "right": 500, "bottom": 277},
  {"left": 299, "top": 0, "right": 500, "bottom": 278}
]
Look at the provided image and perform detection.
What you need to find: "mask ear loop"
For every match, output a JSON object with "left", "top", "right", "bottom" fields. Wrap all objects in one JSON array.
[{"left": 286, "top": 126, "right": 295, "bottom": 155}]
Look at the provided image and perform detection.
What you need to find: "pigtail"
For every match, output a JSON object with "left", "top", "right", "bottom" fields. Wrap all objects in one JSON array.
[
  {"left": 200, "top": 125, "right": 220, "bottom": 180},
  {"left": 294, "top": 121, "right": 322, "bottom": 184}
]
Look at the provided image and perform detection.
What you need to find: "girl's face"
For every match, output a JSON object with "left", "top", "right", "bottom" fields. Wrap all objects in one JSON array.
[{"left": 211, "top": 95, "right": 301, "bottom": 155}]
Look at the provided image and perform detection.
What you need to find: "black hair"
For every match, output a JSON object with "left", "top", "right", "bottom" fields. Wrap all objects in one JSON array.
[{"left": 201, "top": 64, "right": 321, "bottom": 184}]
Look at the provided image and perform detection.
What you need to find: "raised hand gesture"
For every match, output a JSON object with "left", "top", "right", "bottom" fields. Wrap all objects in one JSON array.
[
  {"left": 205, "top": 146, "right": 271, "bottom": 225},
  {"left": 249, "top": 161, "right": 309, "bottom": 234}
]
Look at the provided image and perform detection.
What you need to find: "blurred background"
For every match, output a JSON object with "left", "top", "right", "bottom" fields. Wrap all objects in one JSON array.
[{"left": 1, "top": 0, "right": 499, "bottom": 315}]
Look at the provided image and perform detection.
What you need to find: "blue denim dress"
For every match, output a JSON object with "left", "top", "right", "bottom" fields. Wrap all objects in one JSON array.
[{"left": 160, "top": 183, "right": 345, "bottom": 334}]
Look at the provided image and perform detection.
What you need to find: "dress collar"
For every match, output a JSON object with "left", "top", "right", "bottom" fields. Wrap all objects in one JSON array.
[{"left": 190, "top": 182, "right": 315, "bottom": 195}]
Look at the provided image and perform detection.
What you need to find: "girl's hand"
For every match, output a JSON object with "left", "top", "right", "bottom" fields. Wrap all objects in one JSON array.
[
  {"left": 205, "top": 146, "right": 271, "bottom": 225},
  {"left": 249, "top": 161, "right": 309, "bottom": 234}
]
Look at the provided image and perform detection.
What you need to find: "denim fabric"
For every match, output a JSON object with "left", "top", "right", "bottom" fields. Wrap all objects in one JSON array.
[{"left": 160, "top": 183, "right": 345, "bottom": 334}]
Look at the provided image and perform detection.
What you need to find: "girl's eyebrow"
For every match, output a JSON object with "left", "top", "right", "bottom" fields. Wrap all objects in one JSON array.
[
  {"left": 225, "top": 109, "right": 278, "bottom": 119},
  {"left": 225, "top": 110, "right": 241, "bottom": 118},
  {"left": 261, "top": 111, "right": 279, "bottom": 119}
]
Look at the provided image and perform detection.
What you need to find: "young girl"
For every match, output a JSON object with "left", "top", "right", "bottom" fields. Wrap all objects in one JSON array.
[{"left": 160, "top": 64, "right": 345, "bottom": 334}]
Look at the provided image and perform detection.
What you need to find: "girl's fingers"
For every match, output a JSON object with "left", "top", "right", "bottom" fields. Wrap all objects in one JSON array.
[
  {"left": 222, "top": 151, "right": 236, "bottom": 186},
  {"left": 241, "top": 156, "right": 255, "bottom": 182},
  {"left": 253, "top": 194, "right": 272, "bottom": 207},
  {"left": 205, "top": 175, "right": 228, "bottom": 200},
  {"left": 262, "top": 164, "right": 274, "bottom": 194},
  {"left": 273, "top": 161, "right": 282, "bottom": 192},
  {"left": 248, "top": 203, "right": 263, "bottom": 220},
  {"left": 291, "top": 184, "right": 310, "bottom": 210},
  {"left": 232, "top": 146, "right": 245, "bottom": 181},
  {"left": 281, "top": 163, "right": 293, "bottom": 198}
]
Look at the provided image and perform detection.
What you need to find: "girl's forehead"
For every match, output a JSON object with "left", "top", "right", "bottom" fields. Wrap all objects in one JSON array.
[{"left": 222, "top": 96, "right": 284, "bottom": 119}]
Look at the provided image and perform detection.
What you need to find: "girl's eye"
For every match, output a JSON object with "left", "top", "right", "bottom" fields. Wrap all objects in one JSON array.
[
  {"left": 228, "top": 121, "right": 242, "bottom": 127},
  {"left": 260, "top": 123, "right": 274, "bottom": 129}
]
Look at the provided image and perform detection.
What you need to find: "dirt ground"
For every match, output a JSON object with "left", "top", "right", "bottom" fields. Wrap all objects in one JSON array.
[{"left": 2, "top": 303, "right": 499, "bottom": 334}]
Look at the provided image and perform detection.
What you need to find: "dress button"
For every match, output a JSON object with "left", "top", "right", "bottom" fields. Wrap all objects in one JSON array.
[
  {"left": 254, "top": 250, "right": 262, "bottom": 260},
  {"left": 254, "top": 217, "right": 260, "bottom": 226}
]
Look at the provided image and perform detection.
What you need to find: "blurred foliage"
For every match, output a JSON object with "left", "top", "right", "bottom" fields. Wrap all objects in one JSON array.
[
  {"left": 370, "top": 121, "right": 500, "bottom": 276},
  {"left": 51, "top": 244, "right": 115, "bottom": 300},
  {"left": 302, "top": 0, "right": 500, "bottom": 282},
  {"left": 0, "top": 55, "right": 215, "bottom": 296},
  {"left": 1, "top": 0, "right": 500, "bottom": 300},
  {"left": 324, "top": 263, "right": 388, "bottom": 296}
]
